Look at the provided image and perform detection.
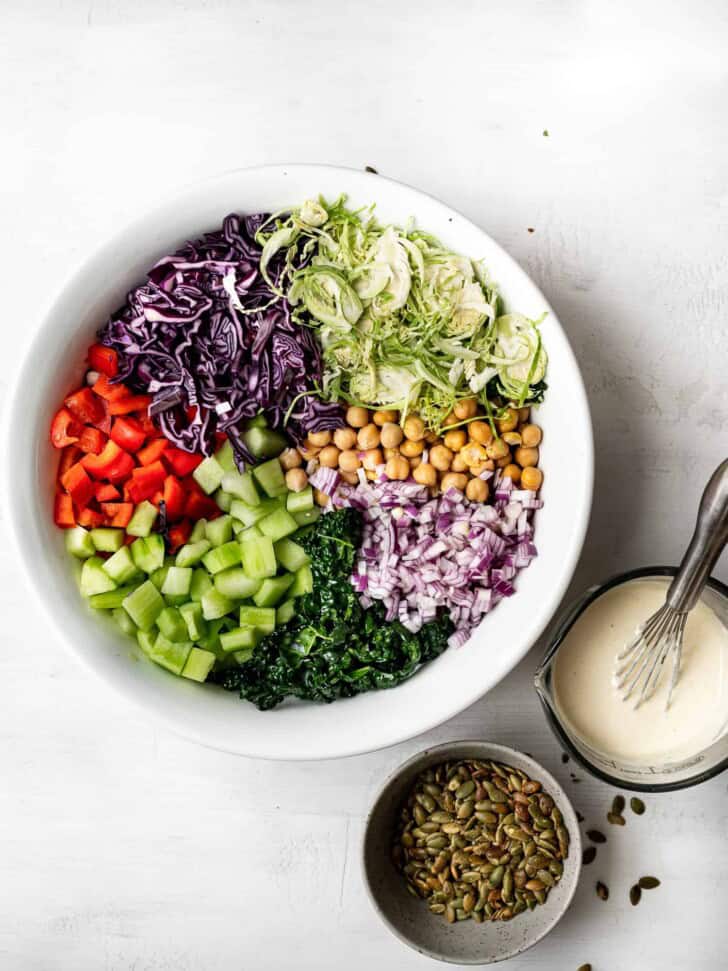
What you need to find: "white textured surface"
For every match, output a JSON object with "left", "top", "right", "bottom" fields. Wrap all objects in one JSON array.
[{"left": 2, "top": 1, "right": 727, "bottom": 969}]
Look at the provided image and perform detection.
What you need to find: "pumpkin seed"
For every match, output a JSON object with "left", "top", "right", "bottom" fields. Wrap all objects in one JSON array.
[
  {"left": 586, "top": 829, "right": 606, "bottom": 844},
  {"left": 630, "top": 884, "right": 642, "bottom": 906},
  {"left": 607, "top": 812, "right": 626, "bottom": 826},
  {"left": 582, "top": 847, "right": 597, "bottom": 865},
  {"left": 630, "top": 797, "right": 646, "bottom": 815},
  {"left": 596, "top": 881, "right": 609, "bottom": 901},
  {"left": 455, "top": 779, "right": 476, "bottom": 800},
  {"left": 638, "top": 876, "right": 660, "bottom": 890},
  {"left": 429, "top": 903, "right": 446, "bottom": 914},
  {"left": 577, "top": 965, "right": 593, "bottom": 971},
  {"left": 611, "top": 794, "right": 625, "bottom": 815}
]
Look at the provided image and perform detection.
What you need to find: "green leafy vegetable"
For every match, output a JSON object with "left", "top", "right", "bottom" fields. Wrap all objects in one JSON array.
[{"left": 211, "top": 508, "right": 452, "bottom": 709}]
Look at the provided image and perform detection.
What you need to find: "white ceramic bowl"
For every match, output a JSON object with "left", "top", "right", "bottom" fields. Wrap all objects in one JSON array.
[{"left": 4, "top": 165, "right": 593, "bottom": 759}]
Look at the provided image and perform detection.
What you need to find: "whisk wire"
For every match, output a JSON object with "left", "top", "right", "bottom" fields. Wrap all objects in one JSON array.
[{"left": 615, "top": 604, "right": 688, "bottom": 709}]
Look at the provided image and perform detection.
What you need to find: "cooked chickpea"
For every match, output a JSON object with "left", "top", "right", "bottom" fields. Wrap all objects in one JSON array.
[
  {"left": 496, "top": 453, "right": 512, "bottom": 468},
  {"left": 403, "top": 415, "right": 425, "bottom": 441},
  {"left": 372, "top": 409, "right": 398, "bottom": 426},
  {"left": 346, "top": 406, "right": 369, "bottom": 428},
  {"left": 521, "top": 466, "right": 543, "bottom": 491},
  {"left": 502, "top": 431, "right": 522, "bottom": 446},
  {"left": 514, "top": 446, "right": 539, "bottom": 468},
  {"left": 461, "top": 443, "right": 488, "bottom": 467},
  {"left": 385, "top": 455, "right": 410, "bottom": 480},
  {"left": 383, "top": 447, "right": 400, "bottom": 461},
  {"left": 519, "top": 406, "right": 531, "bottom": 423},
  {"left": 443, "top": 411, "right": 458, "bottom": 428},
  {"left": 362, "top": 448, "right": 383, "bottom": 471},
  {"left": 279, "top": 447, "right": 302, "bottom": 470},
  {"left": 409, "top": 455, "right": 421, "bottom": 470},
  {"left": 285, "top": 468, "right": 309, "bottom": 492},
  {"left": 314, "top": 488, "right": 330, "bottom": 507},
  {"left": 302, "top": 437, "right": 322, "bottom": 456},
  {"left": 441, "top": 472, "right": 468, "bottom": 492},
  {"left": 469, "top": 421, "right": 493, "bottom": 446},
  {"left": 521, "top": 424, "right": 543, "bottom": 448},
  {"left": 357, "top": 423, "right": 381, "bottom": 450},
  {"left": 453, "top": 397, "right": 478, "bottom": 420},
  {"left": 502, "top": 463, "right": 522, "bottom": 484},
  {"left": 466, "top": 477, "right": 489, "bottom": 503},
  {"left": 401, "top": 438, "right": 424, "bottom": 458},
  {"left": 339, "top": 449, "right": 361, "bottom": 472},
  {"left": 496, "top": 407, "right": 519, "bottom": 433},
  {"left": 380, "top": 422, "right": 404, "bottom": 449},
  {"left": 425, "top": 429, "right": 439, "bottom": 444},
  {"left": 340, "top": 470, "right": 359, "bottom": 485},
  {"left": 307, "top": 429, "right": 332, "bottom": 447},
  {"left": 413, "top": 462, "right": 437, "bottom": 487},
  {"left": 333, "top": 426, "right": 357, "bottom": 451},
  {"left": 451, "top": 453, "right": 468, "bottom": 473},
  {"left": 471, "top": 459, "right": 495, "bottom": 475},
  {"left": 318, "top": 445, "right": 341, "bottom": 468},
  {"left": 486, "top": 437, "right": 510, "bottom": 461},
  {"left": 443, "top": 429, "right": 467, "bottom": 451},
  {"left": 430, "top": 444, "right": 453, "bottom": 471}
]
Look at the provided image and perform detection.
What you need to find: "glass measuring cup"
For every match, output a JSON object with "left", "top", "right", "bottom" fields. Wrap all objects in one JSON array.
[{"left": 534, "top": 567, "right": 728, "bottom": 792}]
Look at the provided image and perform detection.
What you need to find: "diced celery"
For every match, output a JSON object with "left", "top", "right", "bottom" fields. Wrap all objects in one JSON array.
[
  {"left": 89, "top": 584, "right": 139, "bottom": 609},
  {"left": 201, "top": 588, "right": 236, "bottom": 621},
  {"left": 214, "top": 489, "right": 233, "bottom": 512},
  {"left": 252, "top": 457, "right": 287, "bottom": 497},
  {"left": 80, "top": 557, "right": 117, "bottom": 597},
  {"left": 276, "top": 598, "right": 296, "bottom": 625},
  {"left": 231, "top": 518, "right": 245, "bottom": 535},
  {"left": 180, "top": 602, "right": 207, "bottom": 641},
  {"left": 126, "top": 500, "right": 158, "bottom": 537},
  {"left": 273, "top": 538, "right": 310, "bottom": 572},
  {"left": 214, "top": 568, "right": 262, "bottom": 600},
  {"left": 240, "top": 535, "right": 277, "bottom": 579},
  {"left": 175, "top": 540, "right": 212, "bottom": 568},
  {"left": 286, "top": 486, "right": 314, "bottom": 515},
  {"left": 150, "top": 565, "right": 169, "bottom": 591},
  {"left": 190, "top": 567, "right": 213, "bottom": 603},
  {"left": 193, "top": 455, "right": 225, "bottom": 495},
  {"left": 156, "top": 606, "right": 189, "bottom": 642},
  {"left": 221, "top": 470, "right": 260, "bottom": 505},
  {"left": 161, "top": 566, "right": 192, "bottom": 598},
  {"left": 239, "top": 605, "right": 276, "bottom": 634},
  {"left": 165, "top": 594, "right": 188, "bottom": 607},
  {"left": 220, "top": 626, "right": 263, "bottom": 653},
  {"left": 214, "top": 439, "right": 237, "bottom": 473},
  {"left": 89, "top": 527, "right": 125, "bottom": 553},
  {"left": 233, "top": 647, "right": 255, "bottom": 665},
  {"left": 131, "top": 534, "right": 165, "bottom": 574},
  {"left": 229, "top": 498, "right": 268, "bottom": 528},
  {"left": 65, "top": 526, "right": 95, "bottom": 559},
  {"left": 148, "top": 632, "right": 193, "bottom": 675},
  {"left": 237, "top": 524, "right": 262, "bottom": 543},
  {"left": 202, "top": 541, "right": 241, "bottom": 575},
  {"left": 258, "top": 508, "right": 298, "bottom": 542},
  {"left": 293, "top": 507, "right": 321, "bottom": 527},
  {"left": 289, "top": 564, "right": 313, "bottom": 598},
  {"left": 244, "top": 426, "right": 287, "bottom": 460},
  {"left": 181, "top": 647, "right": 216, "bottom": 682},
  {"left": 137, "top": 629, "right": 157, "bottom": 656},
  {"left": 253, "top": 574, "right": 295, "bottom": 607},
  {"left": 189, "top": 519, "right": 208, "bottom": 543},
  {"left": 103, "top": 546, "right": 141, "bottom": 585},
  {"left": 205, "top": 515, "right": 233, "bottom": 547},
  {"left": 112, "top": 606, "right": 138, "bottom": 636},
  {"left": 123, "top": 580, "right": 165, "bottom": 631},
  {"left": 198, "top": 617, "right": 225, "bottom": 655}
]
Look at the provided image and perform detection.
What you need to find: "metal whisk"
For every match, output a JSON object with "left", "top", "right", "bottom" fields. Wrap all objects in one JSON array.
[{"left": 615, "top": 459, "right": 728, "bottom": 709}]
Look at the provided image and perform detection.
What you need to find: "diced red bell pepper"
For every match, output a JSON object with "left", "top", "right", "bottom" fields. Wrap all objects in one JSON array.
[
  {"left": 77, "top": 507, "right": 104, "bottom": 528},
  {"left": 87, "top": 344, "right": 118, "bottom": 378},
  {"left": 92, "top": 374, "right": 129, "bottom": 402},
  {"left": 162, "top": 475, "right": 186, "bottom": 522},
  {"left": 97, "top": 415, "right": 112, "bottom": 435},
  {"left": 61, "top": 462, "right": 95, "bottom": 509},
  {"left": 81, "top": 440, "right": 136, "bottom": 483},
  {"left": 108, "top": 394, "right": 152, "bottom": 416},
  {"left": 165, "top": 448, "right": 203, "bottom": 477},
  {"left": 184, "top": 492, "right": 220, "bottom": 521},
  {"left": 168, "top": 520, "right": 192, "bottom": 553},
  {"left": 94, "top": 482, "right": 120, "bottom": 502},
  {"left": 50, "top": 408, "right": 82, "bottom": 449},
  {"left": 149, "top": 490, "right": 164, "bottom": 509},
  {"left": 105, "top": 452, "right": 136, "bottom": 483},
  {"left": 137, "top": 437, "right": 168, "bottom": 466},
  {"left": 65, "top": 387, "right": 107, "bottom": 426},
  {"left": 53, "top": 493, "right": 75, "bottom": 527},
  {"left": 78, "top": 426, "right": 107, "bottom": 455},
  {"left": 135, "top": 411, "right": 159, "bottom": 438},
  {"left": 126, "top": 461, "right": 167, "bottom": 503},
  {"left": 110, "top": 416, "right": 146, "bottom": 452},
  {"left": 58, "top": 445, "right": 82, "bottom": 478},
  {"left": 101, "top": 502, "right": 134, "bottom": 528}
]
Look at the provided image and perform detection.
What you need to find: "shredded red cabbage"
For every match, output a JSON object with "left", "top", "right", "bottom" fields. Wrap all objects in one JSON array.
[{"left": 98, "top": 212, "right": 342, "bottom": 466}]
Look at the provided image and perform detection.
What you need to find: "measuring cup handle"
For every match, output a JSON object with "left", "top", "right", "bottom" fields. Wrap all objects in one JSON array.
[{"left": 667, "top": 459, "right": 728, "bottom": 612}]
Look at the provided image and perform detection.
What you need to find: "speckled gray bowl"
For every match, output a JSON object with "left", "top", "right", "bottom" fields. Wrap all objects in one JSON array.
[{"left": 362, "top": 741, "right": 582, "bottom": 964}]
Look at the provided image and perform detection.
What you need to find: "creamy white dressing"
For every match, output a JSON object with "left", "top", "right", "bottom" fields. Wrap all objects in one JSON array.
[{"left": 552, "top": 579, "right": 728, "bottom": 765}]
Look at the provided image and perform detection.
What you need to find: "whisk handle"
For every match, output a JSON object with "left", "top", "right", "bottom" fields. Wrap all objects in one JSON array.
[{"left": 667, "top": 459, "right": 728, "bottom": 612}]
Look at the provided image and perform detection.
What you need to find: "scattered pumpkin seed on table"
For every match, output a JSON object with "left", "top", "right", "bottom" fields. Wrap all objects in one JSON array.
[
  {"left": 630, "top": 884, "right": 642, "bottom": 906},
  {"left": 630, "top": 797, "right": 646, "bottom": 815},
  {"left": 596, "top": 881, "right": 609, "bottom": 901},
  {"left": 586, "top": 829, "right": 607, "bottom": 844},
  {"left": 582, "top": 846, "right": 597, "bottom": 865},
  {"left": 392, "top": 758, "right": 570, "bottom": 924},
  {"left": 639, "top": 876, "right": 661, "bottom": 890}
]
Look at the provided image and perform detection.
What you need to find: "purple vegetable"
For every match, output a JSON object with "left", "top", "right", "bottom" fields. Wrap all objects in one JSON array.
[{"left": 98, "top": 212, "right": 342, "bottom": 465}]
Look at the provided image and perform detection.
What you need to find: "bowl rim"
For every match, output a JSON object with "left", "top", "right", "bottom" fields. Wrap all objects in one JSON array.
[
  {"left": 361, "top": 739, "right": 583, "bottom": 965},
  {"left": 3, "top": 163, "right": 594, "bottom": 759},
  {"left": 534, "top": 565, "right": 728, "bottom": 792}
]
